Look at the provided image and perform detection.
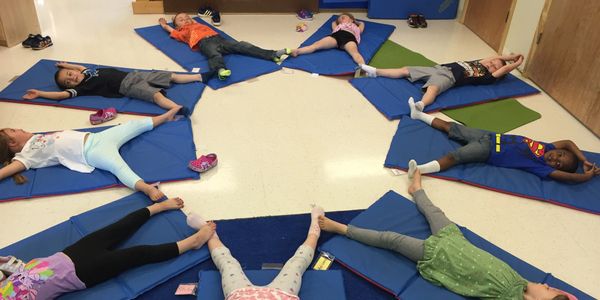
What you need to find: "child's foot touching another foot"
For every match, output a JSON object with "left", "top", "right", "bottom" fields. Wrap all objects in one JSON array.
[
  {"left": 408, "top": 159, "right": 417, "bottom": 179},
  {"left": 360, "top": 64, "right": 377, "bottom": 77},
  {"left": 408, "top": 97, "right": 434, "bottom": 125},
  {"left": 318, "top": 215, "right": 348, "bottom": 235},
  {"left": 309, "top": 205, "right": 325, "bottom": 237},
  {"left": 191, "top": 221, "right": 216, "bottom": 249},
  {"left": 408, "top": 168, "right": 423, "bottom": 195}
]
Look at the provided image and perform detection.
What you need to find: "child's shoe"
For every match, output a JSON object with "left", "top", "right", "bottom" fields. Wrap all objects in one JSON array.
[
  {"left": 21, "top": 34, "right": 40, "bottom": 48},
  {"left": 296, "top": 9, "right": 313, "bottom": 21},
  {"left": 90, "top": 107, "right": 117, "bottom": 125},
  {"left": 211, "top": 11, "right": 221, "bottom": 26},
  {"left": 217, "top": 68, "right": 231, "bottom": 80},
  {"left": 188, "top": 153, "right": 218, "bottom": 172},
  {"left": 32, "top": 36, "right": 53, "bottom": 50},
  {"left": 407, "top": 14, "right": 420, "bottom": 28},
  {"left": 0, "top": 256, "right": 25, "bottom": 276},
  {"left": 273, "top": 48, "right": 292, "bottom": 63},
  {"left": 418, "top": 14, "right": 428, "bottom": 28},
  {"left": 198, "top": 6, "right": 214, "bottom": 18}
]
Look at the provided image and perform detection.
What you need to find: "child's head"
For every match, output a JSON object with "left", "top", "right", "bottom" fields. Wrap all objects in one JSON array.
[
  {"left": 544, "top": 149, "right": 578, "bottom": 173},
  {"left": 173, "top": 12, "right": 193, "bottom": 29},
  {"left": 525, "top": 282, "right": 572, "bottom": 300},
  {"left": 0, "top": 129, "right": 28, "bottom": 184},
  {"left": 336, "top": 13, "right": 356, "bottom": 25},
  {"left": 483, "top": 58, "right": 507, "bottom": 73},
  {"left": 54, "top": 68, "right": 84, "bottom": 89}
]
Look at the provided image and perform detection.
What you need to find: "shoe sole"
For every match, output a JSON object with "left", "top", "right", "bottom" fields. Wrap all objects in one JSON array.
[
  {"left": 212, "top": 21, "right": 221, "bottom": 26},
  {"left": 90, "top": 115, "right": 116, "bottom": 125}
]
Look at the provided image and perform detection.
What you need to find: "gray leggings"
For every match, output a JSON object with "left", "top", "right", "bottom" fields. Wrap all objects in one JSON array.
[
  {"left": 346, "top": 189, "right": 452, "bottom": 262},
  {"left": 211, "top": 244, "right": 314, "bottom": 297}
]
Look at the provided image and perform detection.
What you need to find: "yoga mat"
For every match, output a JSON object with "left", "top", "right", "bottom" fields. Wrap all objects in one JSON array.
[
  {"left": 0, "top": 192, "right": 211, "bottom": 300},
  {"left": 320, "top": 190, "right": 594, "bottom": 299},
  {"left": 0, "top": 59, "right": 205, "bottom": 116},
  {"left": 135, "top": 18, "right": 281, "bottom": 90},
  {"left": 282, "top": 15, "right": 395, "bottom": 75},
  {"left": 0, "top": 118, "right": 199, "bottom": 202},
  {"left": 442, "top": 98, "right": 541, "bottom": 133},
  {"left": 385, "top": 116, "right": 600, "bottom": 214},
  {"left": 351, "top": 42, "right": 540, "bottom": 119}
]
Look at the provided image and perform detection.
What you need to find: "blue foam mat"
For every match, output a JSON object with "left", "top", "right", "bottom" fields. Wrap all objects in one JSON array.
[
  {"left": 282, "top": 15, "right": 395, "bottom": 75},
  {"left": 0, "top": 118, "right": 199, "bottom": 202},
  {"left": 0, "top": 59, "right": 205, "bottom": 116},
  {"left": 320, "top": 191, "right": 593, "bottom": 299},
  {"left": 135, "top": 18, "right": 281, "bottom": 90},
  {"left": 0, "top": 192, "right": 210, "bottom": 300},
  {"left": 385, "top": 117, "right": 600, "bottom": 214},
  {"left": 368, "top": 0, "right": 459, "bottom": 19},
  {"left": 196, "top": 270, "right": 346, "bottom": 300},
  {"left": 351, "top": 73, "right": 540, "bottom": 120}
]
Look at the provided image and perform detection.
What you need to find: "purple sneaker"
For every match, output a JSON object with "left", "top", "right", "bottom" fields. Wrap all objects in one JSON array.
[
  {"left": 296, "top": 9, "right": 313, "bottom": 21},
  {"left": 90, "top": 107, "right": 117, "bottom": 125}
]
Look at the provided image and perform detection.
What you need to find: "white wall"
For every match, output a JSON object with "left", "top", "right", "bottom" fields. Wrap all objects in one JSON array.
[{"left": 502, "top": 0, "right": 545, "bottom": 71}]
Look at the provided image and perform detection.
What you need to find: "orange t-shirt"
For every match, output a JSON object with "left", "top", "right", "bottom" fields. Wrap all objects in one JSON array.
[{"left": 170, "top": 23, "right": 218, "bottom": 49}]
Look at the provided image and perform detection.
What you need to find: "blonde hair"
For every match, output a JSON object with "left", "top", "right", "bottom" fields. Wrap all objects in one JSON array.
[
  {"left": 336, "top": 12, "right": 357, "bottom": 25},
  {"left": 0, "top": 133, "right": 27, "bottom": 185}
]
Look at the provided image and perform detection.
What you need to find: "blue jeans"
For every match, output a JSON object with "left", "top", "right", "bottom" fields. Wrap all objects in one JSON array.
[{"left": 198, "top": 35, "right": 276, "bottom": 71}]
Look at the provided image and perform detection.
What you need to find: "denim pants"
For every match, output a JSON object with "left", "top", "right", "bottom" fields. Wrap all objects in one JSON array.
[{"left": 198, "top": 35, "right": 276, "bottom": 71}]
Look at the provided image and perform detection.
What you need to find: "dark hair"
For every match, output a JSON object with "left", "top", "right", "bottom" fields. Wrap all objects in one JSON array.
[
  {"left": 336, "top": 12, "right": 357, "bottom": 25},
  {"left": 54, "top": 69, "right": 68, "bottom": 90},
  {"left": 172, "top": 12, "right": 187, "bottom": 28},
  {"left": 561, "top": 150, "right": 578, "bottom": 173},
  {"left": 0, "top": 133, "right": 27, "bottom": 185},
  {"left": 552, "top": 295, "right": 569, "bottom": 300}
]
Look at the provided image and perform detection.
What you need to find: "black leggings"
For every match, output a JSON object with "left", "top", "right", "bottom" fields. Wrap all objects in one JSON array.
[{"left": 63, "top": 208, "right": 179, "bottom": 287}]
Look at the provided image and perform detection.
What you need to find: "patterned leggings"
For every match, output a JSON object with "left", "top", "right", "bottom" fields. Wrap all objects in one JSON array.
[{"left": 211, "top": 245, "right": 314, "bottom": 297}]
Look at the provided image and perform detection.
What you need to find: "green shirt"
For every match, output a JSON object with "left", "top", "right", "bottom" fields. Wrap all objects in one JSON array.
[{"left": 417, "top": 224, "right": 528, "bottom": 299}]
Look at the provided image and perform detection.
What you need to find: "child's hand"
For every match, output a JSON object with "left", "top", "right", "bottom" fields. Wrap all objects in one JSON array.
[
  {"left": 159, "top": 18, "right": 167, "bottom": 25},
  {"left": 23, "top": 89, "right": 40, "bottom": 100},
  {"left": 55, "top": 61, "right": 68, "bottom": 68},
  {"left": 583, "top": 162, "right": 600, "bottom": 176}
]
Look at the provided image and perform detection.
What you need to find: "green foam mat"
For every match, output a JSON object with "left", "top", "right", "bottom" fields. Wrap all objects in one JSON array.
[
  {"left": 442, "top": 98, "right": 541, "bottom": 133},
  {"left": 368, "top": 40, "right": 437, "bottom": 68}
]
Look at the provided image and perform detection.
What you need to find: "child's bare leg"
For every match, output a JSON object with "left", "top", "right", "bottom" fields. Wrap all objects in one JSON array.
[
  {"left": 418, "top": 85, "right": 440, "bottom": 109},
  {"left": 177, "top": 221, "right": 216, "bottom": 253},
  {"left": 153, "top": 92, "right": 181, "bottom": 111},
  {"left": 170, "top": 73, "right": 202, "bottom": 84},
  {"left": 135, "top": 180, "right": 165, "bottom": 201},
  {"left": 431, "top": 118, "right": 452, "bottom": 133},
  {"left": 292, "top": 37, "right": 337, "bottom": 56},
  {"left": 147, "top": 197, "right": 184, "bottom": 216},
  {"left": 151, "top": 106, "right": 181, "bottom": 127},
  {"left": 343, "top": 42, "right": 365, "bottom": 65}
]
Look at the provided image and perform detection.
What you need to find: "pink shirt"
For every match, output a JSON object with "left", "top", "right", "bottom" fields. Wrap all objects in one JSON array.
[
  {"left": 333, "top": 22, "right": 361, "bottom": 44},
  {"left": 226, "top": 287, "right": 300, "bottom": 300}
]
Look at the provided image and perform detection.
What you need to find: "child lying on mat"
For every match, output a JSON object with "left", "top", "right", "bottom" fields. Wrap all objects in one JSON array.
[
  {"left": 359, "top": 53, "right": 524, "bottom": 111},
  {"left": 0, "top": 197, "right": 215, "bottom": 300},
  {"left": 407, "top": 98, "right": 600, "bottom": 183},
  {"left": 0, "top": 107, "right": 181, "bottom": 201},
  {"left": 159, "top": 13, "right": 290, "bottom": 81},
  {"left": 291, "top": 13, "right": 366, "bottom": 66},
  {"left": 196, "top": 205, "right": 324, "bottom": 299},
  {"left": 22, "top": 61, "right": 213, "bottom": 115},
  {"left": 320, "top": 170, "right": 576, "bottom": 300}
]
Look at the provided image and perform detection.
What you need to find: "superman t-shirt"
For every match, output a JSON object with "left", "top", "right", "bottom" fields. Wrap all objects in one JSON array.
[{"left": 486, "top": 134, "right": 556, "bottom": 178}]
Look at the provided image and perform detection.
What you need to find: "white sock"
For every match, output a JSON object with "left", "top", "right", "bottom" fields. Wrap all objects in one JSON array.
[
  {"left": 415, "top": 101, "right": 425, "bottom": 112},
  {"left": 309, "top": 205, "right": 325, "bottom": 237},
  {"left": 408, "top": 159, "right": 418, "bottom": 178},
  {"left": 186, "top": 213, "right": 206, "bottom": 230},
  {"left": 408, "top": 97, "right": 434, "bottom": 125},
  {"left": 417, "top": 160, "right": 440, "bottom": 174},
  {"left": 360, "top": 64, "right": 377, "bottom": 77}
]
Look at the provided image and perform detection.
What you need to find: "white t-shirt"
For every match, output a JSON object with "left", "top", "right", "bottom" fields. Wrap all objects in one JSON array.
[{"left": 13, "top": 130, "right": 94, "bottom": 173}]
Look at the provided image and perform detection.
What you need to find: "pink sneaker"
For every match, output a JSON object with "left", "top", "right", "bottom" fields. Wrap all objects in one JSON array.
[
  {"left": 188, "top": 153, "right": 218, "bottom": 172},
  {"left": 90, "top": 107, "right": 117, "bottom": 125}
]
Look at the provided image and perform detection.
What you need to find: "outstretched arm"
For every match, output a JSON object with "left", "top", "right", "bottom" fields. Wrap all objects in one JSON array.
[
  {"left": 23, "top": 89, "right": 70, "bottom": 101},
  {"left": 0, "top": 161, "right": 26, "bottom": 182},
  {"left": 550, "top": 166, "right": 600, "bottom": 183},
  {"left": 55, "top": 61, "right": 86, "bottom": 72},
  {"left": 491, "top": 54, "right": 523, "bottom": 78},
  {"left": 159, "top": 18, "right": 174, "bottom": 34}
]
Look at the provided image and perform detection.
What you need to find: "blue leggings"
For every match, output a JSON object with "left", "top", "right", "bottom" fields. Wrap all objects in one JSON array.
[{"left": 83, "top": 118, "right": 153, "bottom": 189}]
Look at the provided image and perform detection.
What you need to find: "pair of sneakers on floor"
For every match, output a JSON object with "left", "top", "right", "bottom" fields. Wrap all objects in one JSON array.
[
  {"left": 198, "top": 6, "right": 221, "bottom": 26},
  {"left": 21, "top": 34, "right": 53, "bottom": 50}
]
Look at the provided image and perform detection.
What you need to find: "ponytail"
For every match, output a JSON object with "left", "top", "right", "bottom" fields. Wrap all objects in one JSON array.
[{"left": 0, "top": 135, "right": 27, "bottom": 185}]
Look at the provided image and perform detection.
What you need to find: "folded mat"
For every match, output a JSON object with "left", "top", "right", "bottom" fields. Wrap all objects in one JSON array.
[
  {"left": 135, "top": 18, "right": 281, "bottom": 90},
  {"left": 350, "top": 42, "right": 540, "bottom": 119},
  {"left": 384, "top": 116, "right": 600, "bottom": 214},
  {"left": 0, "top": 118, "right": 199, "bottom": 202},
  {"left": 442, "top": 98, "right": 541, "bottom": 133},
  {"left": 320, "top": 190, "right": 593, "bottom": 299},
  {"left": 0, "top": 192, "right": 211, "bottom": 300},
  {"left": 0, "top": 59, "right": 205, "bottom": 116},
  {"left": 281, "top": 15, "right": 395, "bottom": 75},
  {"left": 137, "top": 210, "right": 397, "bottom": 300},
  {"left": 196, "top": 270, "right": 346, "bottom": 300}
]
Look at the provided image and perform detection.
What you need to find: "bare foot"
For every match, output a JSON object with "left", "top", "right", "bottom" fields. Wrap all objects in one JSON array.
[
  {"left": 167, "top": 106, "right": 182, "bottom": 121},
  {"left": 191, "top": 221, "right": 216, "bottom": 249},
  {"left": 159, "top": 197, "right": 184, "bottom": 211},
  {"left": 408, "top": 168, "right": 422, "bottom": 196},
  {"left": 147, "top": 186, "right": 165, "bottom": 202},
  {"left": 318, "top": 215, "right": 347, "bottom": 235},
  {"left": 291, "top": 49, "right": 300, "bottom": 57}
]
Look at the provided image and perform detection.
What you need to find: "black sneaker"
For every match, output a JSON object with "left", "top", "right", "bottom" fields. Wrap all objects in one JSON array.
[
  {"left": 211, "top": 11, "right": 221, "bottom": 26},
  {"left": 418, "top": 14, "right": 428, "bottom": 28},
  {"left": 21, "top": 34, "right": 40, "bottom": 48},
  {"left": 198, "top": 6, "right": 214, "bottom": 18},
  {"left": 32, "top": 36, "right": 53, "bottom": 50},
  {"left": 407, "top": 14, "right": 419, "bottom": 28}
]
